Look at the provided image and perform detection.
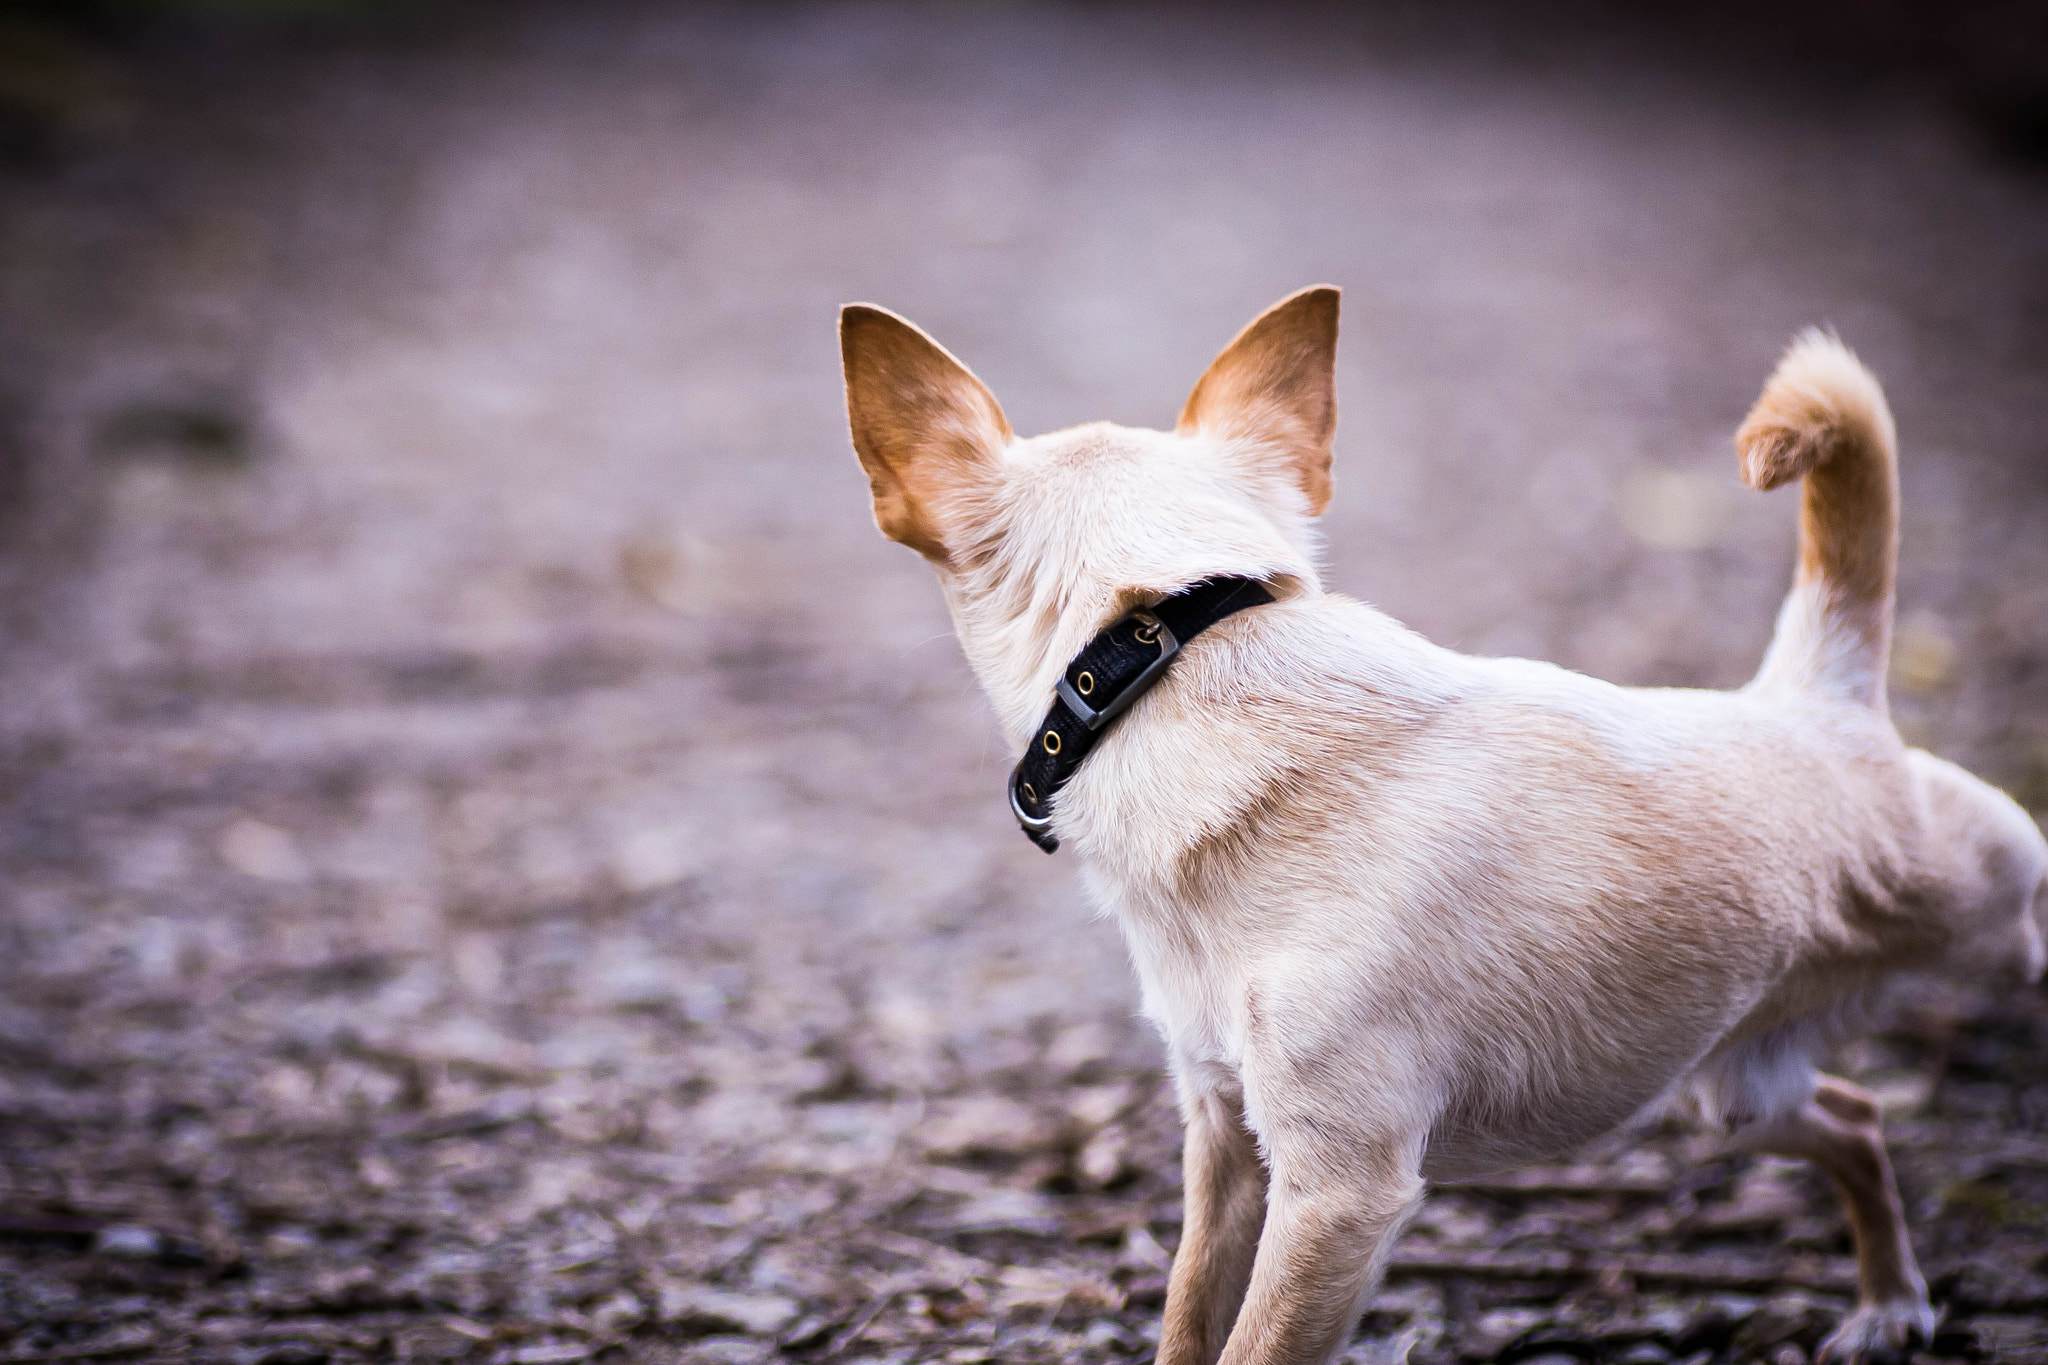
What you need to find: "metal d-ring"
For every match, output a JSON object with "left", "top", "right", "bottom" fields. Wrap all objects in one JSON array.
[{"left": 1008, "top": 763, "right": 1053, "bottom": 834}]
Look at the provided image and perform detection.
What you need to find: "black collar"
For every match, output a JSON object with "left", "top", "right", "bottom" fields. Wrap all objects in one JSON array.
[{"left": 1008, "top": 576, "right": 1274, "bottom": 852}]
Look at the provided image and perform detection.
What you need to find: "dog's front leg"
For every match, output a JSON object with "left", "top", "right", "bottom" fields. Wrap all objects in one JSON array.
[
  {"left": 1735, "top": 1073, "right": 1935, "bottom": 1363},
  {"left": 1158, "top": 1085, "right": 1269, "bottom": 1365},
  {"left": 1214, "top": 1133, "right": 1425, "bottom": 1365}
]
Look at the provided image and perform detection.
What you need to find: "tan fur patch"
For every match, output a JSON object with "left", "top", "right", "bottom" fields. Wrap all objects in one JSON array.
[
  {"left": 1178, "top": 286, "right": 1340, "bottom": 516},
  {"left": 840, "top": 303, "right": 1011, "bottom": 564}
]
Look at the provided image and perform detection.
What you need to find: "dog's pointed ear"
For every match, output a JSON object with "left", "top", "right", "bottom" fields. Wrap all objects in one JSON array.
[
  {"left": 842, "top": 304, "right": 1011, "bottom": 565},
  {"left": 1177, "top": 286, "right": 1339, "bottom": 515}
]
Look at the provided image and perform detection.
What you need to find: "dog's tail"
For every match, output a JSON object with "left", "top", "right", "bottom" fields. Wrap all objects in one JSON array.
[{"left": 1738, "top": 329, "right": 1900, "bottom": 710}]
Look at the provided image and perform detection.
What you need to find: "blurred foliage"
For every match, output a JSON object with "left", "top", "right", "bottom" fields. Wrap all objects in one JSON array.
[
  {"left": 97, "top": 398, "right": 255, "bottom": 472},
  {"left": 0, "top": 14, "right": 132, "bottom": 159},
  {"left": 0, "top": 0, "right": 455, "bottom": 161},
  {"left": 0, "top": 0, "right": 448, "bottom": 26}
]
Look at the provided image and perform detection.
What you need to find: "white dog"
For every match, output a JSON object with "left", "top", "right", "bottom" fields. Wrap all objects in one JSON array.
[{"left": 839, "top": 287, "right": 2047, "bottom": 1365}]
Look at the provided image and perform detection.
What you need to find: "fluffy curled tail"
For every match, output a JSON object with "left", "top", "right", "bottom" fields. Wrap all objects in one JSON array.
[{"left": 1738, "top": 329, "right": 1899, "bottom": 708}]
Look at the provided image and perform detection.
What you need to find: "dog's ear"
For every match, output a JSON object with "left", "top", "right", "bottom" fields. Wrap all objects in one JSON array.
[
  {"left": 841, "top": 304, "right": 1011, "bottom": 565},
  {"left": 1178, "top": 286, "right": 1339, "bottom": 515}
]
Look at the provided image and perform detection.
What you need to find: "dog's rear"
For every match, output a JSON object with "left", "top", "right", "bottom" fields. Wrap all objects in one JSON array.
[
  {"left": 1710, "top": 335, "right": 2045, "bottom": 1359},
  {"left": 1739, "top": 332, "right": 2046, "bottom": 985}
]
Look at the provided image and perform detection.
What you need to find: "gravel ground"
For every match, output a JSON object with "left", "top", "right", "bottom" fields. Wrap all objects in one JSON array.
[{"left": 0, "top": 4, "right": 2045, "bottom": 1363}]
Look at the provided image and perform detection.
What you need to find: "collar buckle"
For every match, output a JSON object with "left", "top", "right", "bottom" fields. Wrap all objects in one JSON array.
[
  {"left": 1054, "top": 610, "right": 1180, "bottom": 731},
  {"left": 1005, "top": 579, "right": 1271, "bottom": 854}
]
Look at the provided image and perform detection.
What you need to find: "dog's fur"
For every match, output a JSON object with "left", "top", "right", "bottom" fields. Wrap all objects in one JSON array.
[{"left": 840, "top": 288, "right": 2048, "bottom": 1365}]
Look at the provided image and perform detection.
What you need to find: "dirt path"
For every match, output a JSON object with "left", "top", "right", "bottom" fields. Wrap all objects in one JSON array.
[{"left": 1, "top": 5, "right": 2044, "bottom": 1362}]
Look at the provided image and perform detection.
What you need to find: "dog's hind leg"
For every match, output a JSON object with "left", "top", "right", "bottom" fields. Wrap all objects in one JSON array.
[
  {"left": 1733, "top": 1074, "right": 1936, "bottom": 1363},
  {"left": 1159, "top": 1085, "right": 1269, "bottom": 1365},
  {"left": 1213, "top": 1133, "right": 1424, "bottom": 1365}
]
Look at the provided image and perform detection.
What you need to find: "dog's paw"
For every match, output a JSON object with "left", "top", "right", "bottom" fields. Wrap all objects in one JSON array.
[{"left": 1816, "top": 1300, "right": 1940, "bottom": 1365}]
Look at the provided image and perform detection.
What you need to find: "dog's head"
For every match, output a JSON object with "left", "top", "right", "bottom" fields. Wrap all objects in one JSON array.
[{"left": 840, "top": 287, "right": 1337, "bottom": 741}]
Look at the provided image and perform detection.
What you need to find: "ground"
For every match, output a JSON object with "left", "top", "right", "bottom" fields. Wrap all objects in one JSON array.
[{"left": 0, "top": 4, "right": 2045, "bottom": 1363}]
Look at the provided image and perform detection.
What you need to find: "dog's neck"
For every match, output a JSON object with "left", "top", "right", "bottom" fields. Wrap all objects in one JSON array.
[{"left": 940, "top": 558, "right": 1318, "bottom": 752}]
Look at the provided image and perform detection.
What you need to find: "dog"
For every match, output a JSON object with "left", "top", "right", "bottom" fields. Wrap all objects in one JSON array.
[{"left": 838, "top": 286, "right": 2048, "bottom": 1365}]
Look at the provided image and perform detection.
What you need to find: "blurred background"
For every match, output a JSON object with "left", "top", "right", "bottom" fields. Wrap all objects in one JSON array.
[{"left": 0, "top": 3, "right": 2045, "bottom": 1363}]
